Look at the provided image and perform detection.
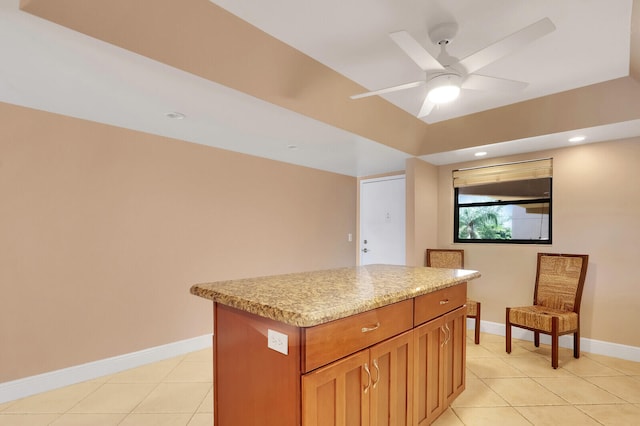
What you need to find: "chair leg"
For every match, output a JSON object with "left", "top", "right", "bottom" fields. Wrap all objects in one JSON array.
[
  {"left": 474, "top": 302, "right": 481, "bottom": 344},
  {"left": 505, "top": 308, "right": 512, "bottom": 354},
  {"left": 534, "top": 331, "right": 540, "bottom": 347},
  {"left": 574, "top": 330, "right": 580, "bottom": 359},
  {"left": 551, "top": 317, "right": 559, "bottom": 369}
]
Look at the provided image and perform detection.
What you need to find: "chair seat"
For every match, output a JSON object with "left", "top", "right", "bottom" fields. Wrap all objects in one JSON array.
[
  {"left": 508, "top": 305, "right": 578, "bottom": 333},
  {"left": 466, "top": 298, "right": 478, "bottom": 317}
]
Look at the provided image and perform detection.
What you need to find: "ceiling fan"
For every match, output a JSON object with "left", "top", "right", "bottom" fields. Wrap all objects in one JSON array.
[{"left": 351, "top": 17, "right": 555, "bottom": 118}]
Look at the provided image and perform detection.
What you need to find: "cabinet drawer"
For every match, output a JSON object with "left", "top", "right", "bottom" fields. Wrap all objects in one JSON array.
[
  {"left": 302, "top": 299, "right": 413, "bottom": 373},
  {"left": 414, "top": 283, "right": 466, "bottom": 326}
]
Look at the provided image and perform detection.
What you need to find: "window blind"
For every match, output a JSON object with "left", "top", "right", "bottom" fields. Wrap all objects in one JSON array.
[{"left": 453, "top": 158, "right": 552, "bottom": 188}]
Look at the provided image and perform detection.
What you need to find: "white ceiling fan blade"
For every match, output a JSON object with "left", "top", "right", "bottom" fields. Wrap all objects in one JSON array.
[
  {"left": 350, "top": 80, "right": 425, "bottom": 100},
  {"left": 462, "top": 74, "right": 528, "bottom": 91},
  {"left": 458, "top": 17, "right": 555, "bottom": 74},
  {"left": 417, "top": 97, "right": 436, "bottom": 118},
  {"left": 389, "top": 31, "right": 445, "bottom": 71}
]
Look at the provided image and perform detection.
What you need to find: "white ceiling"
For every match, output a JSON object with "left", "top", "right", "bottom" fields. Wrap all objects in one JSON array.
[{"left": 0, "top": 0, "right": 636, "bottom": 176}]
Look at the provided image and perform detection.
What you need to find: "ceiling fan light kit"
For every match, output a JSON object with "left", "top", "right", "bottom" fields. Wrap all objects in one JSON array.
[
  {"left": 427, "top": 73, "right": 462, "bottom": 104},
  {"left": 350, "top": 17, "right": 555, "bottom": 118}
]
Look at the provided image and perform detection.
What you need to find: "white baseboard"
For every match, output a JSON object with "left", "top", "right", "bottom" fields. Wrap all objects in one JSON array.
[
  {"left": 468, "top": 319, "right": 640, "bottom": 362},
  {"left": 0, "top": 334, "right": 212, "bottom": 404}
]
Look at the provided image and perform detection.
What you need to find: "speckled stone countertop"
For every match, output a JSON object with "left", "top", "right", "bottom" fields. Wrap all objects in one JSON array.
[{"left": 190, "top": 264, "right": 480, "bottom": 327}]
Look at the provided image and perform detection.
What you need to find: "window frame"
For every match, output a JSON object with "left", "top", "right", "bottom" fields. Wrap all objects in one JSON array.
[{"left": 453, "top": 178, "right": 553, "bottom": 244}]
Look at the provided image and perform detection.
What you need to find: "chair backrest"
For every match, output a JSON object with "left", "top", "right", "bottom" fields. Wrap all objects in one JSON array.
[
  {"left": 426, "top": 249, "right": 464, "bottom": 269},
  {"left": 534, "top": 253, "right": 589, "bottom": 313}
]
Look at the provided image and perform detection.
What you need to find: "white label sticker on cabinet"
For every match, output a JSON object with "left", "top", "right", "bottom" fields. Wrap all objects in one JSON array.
[{"left": 267, "top": 329, "right": 288, "bottom": 355}]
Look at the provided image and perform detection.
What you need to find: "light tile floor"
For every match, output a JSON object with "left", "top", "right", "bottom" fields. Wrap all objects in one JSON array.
[
  {"left": 0, "top": 349, "right": 213, "bottom": 426},
  {"left": 1, "top": 332, "right": 639, "bottom": 425},
  {"left": 438, "top": 333, "right": 640, "bottom": 426}
]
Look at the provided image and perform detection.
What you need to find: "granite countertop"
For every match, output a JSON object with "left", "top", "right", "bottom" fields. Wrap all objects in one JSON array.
[{"left": 190, "top": 264, "right": 480, "bottom": 327}]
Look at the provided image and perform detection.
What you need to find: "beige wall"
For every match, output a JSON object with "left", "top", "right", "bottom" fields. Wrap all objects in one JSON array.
[
  {"left": 405, "top": 158, "right": 439, "bottom": 266},
  {"left": 0, "top": 102, "right": 357, "bottom": 383},
  {"left": 435, "top": 139, "right": 640, "bottom": 348}
]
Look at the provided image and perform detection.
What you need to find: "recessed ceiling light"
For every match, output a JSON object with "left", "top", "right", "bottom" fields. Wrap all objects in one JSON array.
[
  {"left": 568, "top": 136, "right": 585, "bottom": 142},
  {"left": 165, "top": 112, "right": 185, "bottom": 120},
  {"left": 474, "top": 151, "right": 487, "bottom": 157}
]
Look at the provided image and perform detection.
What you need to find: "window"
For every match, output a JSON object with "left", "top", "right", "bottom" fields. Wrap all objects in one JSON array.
[{"left": 453, "top": 159, "right": 552, "bottom": 244}]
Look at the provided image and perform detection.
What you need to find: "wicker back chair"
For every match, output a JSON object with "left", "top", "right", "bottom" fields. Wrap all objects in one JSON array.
[
  {"left": 425, "top": 249, "right": 481, "bottom": 344},
  {"left": 506, "top": 253, "right": 589, "bottom": 368}
]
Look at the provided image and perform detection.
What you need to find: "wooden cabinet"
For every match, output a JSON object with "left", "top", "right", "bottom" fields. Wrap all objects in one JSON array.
[
  {"left": 212, "top": 284, "right": 467, "bottom": 426},
  {"left": 414, "top": 284, "right": 466, "bottom": 326},
  {"left": 413, "top": 306, "right": 466, "bottom": 425},
  {"left": 369, "top": 331, "right": 414, "bottom": 426},
  {"left": 302, "top": 349, "right": 370, "bottom": 426},
  {"left": 303, "top": 300, "right": 414, "bottom": 373},
  {"left": 302, "top": 330, "right": 413, "bottom": 426},
  {"left": 413, "top": 313, "right": 445, "bottom": 425},
  {"left": 214, "top": 304, "right": 302, "bottom": 426},
  {"left": 443, "top": 307, "right": 466, "bottom": 406}
]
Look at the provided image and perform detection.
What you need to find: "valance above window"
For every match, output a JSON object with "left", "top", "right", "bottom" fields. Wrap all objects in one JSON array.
[{"left": 453, "top": 158, "right": 553, "bottom": 188}]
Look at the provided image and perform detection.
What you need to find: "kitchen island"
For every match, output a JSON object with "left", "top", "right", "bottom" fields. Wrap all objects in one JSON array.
[{"left": 191, "top": 264, "right": 480, "bottom": 425}]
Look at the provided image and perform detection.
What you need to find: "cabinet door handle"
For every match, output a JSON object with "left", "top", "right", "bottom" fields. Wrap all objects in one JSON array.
[
  {"left": 439, "top": 299, "right": 449, "bottom": 305},
  {"left": 363, "top": 362, "right": 372, "bottom": 394},
  {"left": 372, "top": 359, "right": 380, "bottom": 389},
  {"left": 440, "top": 324, "right": 451, "bottom": 347},
  {"left": 361, "top": 322, "right": 380, "bottom": 333}
]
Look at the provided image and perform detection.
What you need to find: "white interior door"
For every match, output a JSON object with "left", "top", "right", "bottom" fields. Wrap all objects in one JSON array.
[{"left": 359, "top": 175, "right": 406, "bottom": 265}]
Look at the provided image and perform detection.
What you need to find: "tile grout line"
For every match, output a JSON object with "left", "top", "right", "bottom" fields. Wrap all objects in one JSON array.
[{"left": 115, "top": 358, "right": 189, "bottom": 425}]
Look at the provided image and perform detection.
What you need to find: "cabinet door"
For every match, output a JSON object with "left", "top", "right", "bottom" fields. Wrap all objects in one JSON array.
[
  {"left": 413, "top": 315, "right": 446, "bottom": 426},
  {"left": 369, "top": 330, "right": 413, "bottom": 426},
  {"left": 443, "top": 307, "right": 466, "bottom": 404},
  {"left": 302, "top": 350, "right": 370, "bottom": 426}
]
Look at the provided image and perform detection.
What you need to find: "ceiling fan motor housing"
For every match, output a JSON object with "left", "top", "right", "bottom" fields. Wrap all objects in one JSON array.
[{"left": 429, "top": 22, "right": 459, "bottom": 46}]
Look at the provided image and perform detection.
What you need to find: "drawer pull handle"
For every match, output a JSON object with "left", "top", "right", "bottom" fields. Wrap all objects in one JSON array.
[
  {"left": 361, "top": 322, "right": 380, "bottom": 333},
  {"left": 439, "top": 299, "right": 449, "bottom": 305}
]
